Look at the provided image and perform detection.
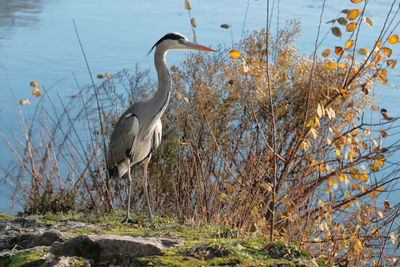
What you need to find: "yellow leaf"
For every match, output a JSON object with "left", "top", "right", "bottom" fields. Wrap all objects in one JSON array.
[
  {"left": 338, "top": 63, "right": 346, "bottom": 68},
  {"left": 142, "top": 93, "right": 149, "bottom": 98},
  {"left": 335, "top": 46, "right": 344, "bottom": 56},
  {"left": 183, "top": 97, "right": 189, "bottom": 103},
  {"left": 378, "top": 74, "right": 388, "bottom": 84},
  {"left": 300, "top": 141, "right": 309, "bottom": 151},
  {"left": 340, "top": 88, "right": 349, "bottom": 97},
  {"left": 184, "top": 0, "right": 191, "bottom": 10},
  {"left": 328, "top": 176, "right": 335, "bottom": 186},
  {"left": 324, "top": 186, "right": 331, "bottom": 194},
  {"left": 352, "top": 182, "right": 361, "bottom": 190},
  {"left": 388, "top": 34, "right": 399, "bottom": 45},
  {"left": 352, "top": 66, "right": 359, "bottom": 74},
  {"left": 358, "top": 48, "right": 369, "bottom": 55},
  {"left": 32, "top": 88, "right": 42, "bottom": 96},
  {"left": 346, "top": 22, "right": 358, "bottom": 32},
  {"left": 30, "top": 81, "right": 39, "bottom": 87},
  {"left": 376, "top": 187, "right": 384, "bottom": 192},
  {"left": 335, "top": 150, "right": 342, "bottom": 159},
  {"left": 345, "top": 40, "right": 355, "bottom": 50},
  {"left": 369, "top": 191, "right": 378, "bottom": 199},
  {"left": 175, "top": 93, "right": 182, "bottom": 101},
  {"left": 191, "top": 18, "right": 197, "bottom": 28},
  {"left": 364, "top": 17, "right": 372, "bottom": 28},
  {"left": 322, "top": 49, "right": 330, "bottom": 57},
  {"left": 347, "top": 9, "right": 361, "bottom": 20},
  {"left": 105, "top": 72, "right": 111, "bottom": 78},
  {"left": 351, "top": 0, "right": 363, "bottom": 3},
  {"left": 381, "top": 47, "right": 392, "bottom": 57},
  {"left": 229, "top": 50, "right": 241, "bottom": 59},
  {"left": 19, "top": 99, "right": 31, "bottom": 105},
  {"left": 314, "top": 116, "right": 320, "bottom": 127},
  {"left": 326, "top": 62, "right": 336, "bottom": 69},
  {"left": 355, "top": 201, "right": 361, "bottom": 209}
]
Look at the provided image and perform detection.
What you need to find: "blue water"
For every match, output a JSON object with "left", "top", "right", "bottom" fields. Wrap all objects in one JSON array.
[{"left": 0, "top": 0, "right": 398, "bottom": 214}]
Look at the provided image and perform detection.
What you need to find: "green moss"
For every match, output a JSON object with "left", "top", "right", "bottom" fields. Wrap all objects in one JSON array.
[
  {"left": 4, "top": 247, "right": 48, "bottom": 267},
  {"left": 0, "top": 212, "right": 15, "bottom": 222}
]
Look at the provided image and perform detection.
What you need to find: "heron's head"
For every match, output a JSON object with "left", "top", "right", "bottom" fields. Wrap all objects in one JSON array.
[{"left": 147, "top": 32, "right": 215, "bottom": 55}]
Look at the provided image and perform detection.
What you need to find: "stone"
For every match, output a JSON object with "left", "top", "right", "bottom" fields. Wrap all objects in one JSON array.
[{"left": 50, "top": 234, "right": 182, "bottom": 263}]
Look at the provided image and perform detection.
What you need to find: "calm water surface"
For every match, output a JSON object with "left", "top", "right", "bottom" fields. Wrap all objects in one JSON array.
[{"left": 0, "top": 0, "right": 397, "bottom": 212}]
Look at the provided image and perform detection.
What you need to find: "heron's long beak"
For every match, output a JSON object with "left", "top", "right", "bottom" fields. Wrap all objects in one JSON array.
[{"left": 185, "top": 41, "right": 216, "bottom": 52}]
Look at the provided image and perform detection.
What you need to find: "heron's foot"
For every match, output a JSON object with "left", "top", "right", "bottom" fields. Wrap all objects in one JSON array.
[{"left": 121, "top": 216, "right": 138, "bottom": 224}]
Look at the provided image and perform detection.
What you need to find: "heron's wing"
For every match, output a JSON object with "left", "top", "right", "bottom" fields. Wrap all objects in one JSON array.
[
  {"left": 107, "top": 112, "right": 139, "bottom": 170},
  {"left": 151, "top": 119, "right": 163, "bottom": 151}
]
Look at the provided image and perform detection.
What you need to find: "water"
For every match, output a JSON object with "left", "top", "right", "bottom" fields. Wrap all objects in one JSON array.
[{"left": 0, "top": 0, "right": 398, "bottom": 214}]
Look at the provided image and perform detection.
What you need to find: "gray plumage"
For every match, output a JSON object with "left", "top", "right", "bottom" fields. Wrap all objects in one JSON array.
[{"left": 107, "top": 32, "right": 215, "bottom": 222}]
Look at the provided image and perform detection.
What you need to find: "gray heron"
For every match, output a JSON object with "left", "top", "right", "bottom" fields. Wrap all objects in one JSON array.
[{"left": 107, "top": 32, "right": 215, "bottom": 222}]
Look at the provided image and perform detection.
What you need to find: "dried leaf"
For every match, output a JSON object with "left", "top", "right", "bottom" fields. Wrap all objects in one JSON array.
[
  {"left": 220, "top": 24, "right": 230, "bottom": 29},
  {"left": 383, "top": 200, "right": 390, "bottom": 209},
  {"left": 347, "top": 9, "right": 361, "bottom": 20},
  {"left": 381, "top": 47, "right": 392, "bottom": 57},
  {"left": 310, "top": 127, "right": 318, "bottom": 139},
  {"left": 338, "top": 17, "right": 348, "bottom": 25},
  {"left": 191, "top": 18, "right": 197, "bottom": 28},
  {"left": 351, "top": 0, "right": 363, "bottom": 3},
  {"left": 346, "top": 22, "right": 358, "bottom": 32},
  {"left": 322, "top": 49, "right": 330, "bottom": 57},
  {"left": 185, "top": 0, "right": 191, "bottom": 10},
  {"left": 170, "top": 65, "right": 178, "bottom": 72},
  {"left": 352, "top": 182, "right": 361, "bottom": 190},
  {"left": 371, "top": 105, "right": 379, "bottom": 111},
  {"left": 345, "top": 40, "right": 355, "bottom": 49},
  {"left": 335, "top": 46, "right": 344, "bottom": 56},
  {"left": 381, "top": 108, "right": 393, "bottom": 120},
  {"left": 331, "top": 27, "right": 342, "bottom": 38},
  {"left": 229, "top": 50, "right": 241, "bottom": 59},
  {"left": 388, "top": 34, "right": 399, "bottom": 45},
  {"left": 391, "top": 232, "right": 397, "bottom": 245},
  {"left": 97, "top": 74, "right": 104, "bottom": 79},
  {"left": 358, "top": 48, "right": 369, "bottom": 55},
  {"left": 317, "top": 103, "right": 324, "bottom": 118},
  {"left": 381, "top": 130, "right": 388, "bottom": 138},
  {"left": 183, "top": 97, "right": 189, "bottom": 103},
  {"left": 387, "top": 60, "right": 397, "bottom": 69},
  {"left": 364, "top": 17, "right": 372, "bottom": 28}
]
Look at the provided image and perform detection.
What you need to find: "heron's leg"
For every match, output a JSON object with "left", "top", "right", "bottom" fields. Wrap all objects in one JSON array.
[
  {"left": 143, "top": 157, "right": 154, "bottom": 219},
  {"left": 122, "top": 164, "right": 136, "bottom": 223}
]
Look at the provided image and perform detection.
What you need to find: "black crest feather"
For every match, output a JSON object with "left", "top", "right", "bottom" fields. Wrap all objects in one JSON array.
[{"left": 146, "top": 33, "right": 185, "bottom": 56}]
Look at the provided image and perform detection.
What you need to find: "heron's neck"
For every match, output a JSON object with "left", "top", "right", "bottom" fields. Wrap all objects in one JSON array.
[{"left": 147, "top": 47, "right": 171, "bottom": 119}]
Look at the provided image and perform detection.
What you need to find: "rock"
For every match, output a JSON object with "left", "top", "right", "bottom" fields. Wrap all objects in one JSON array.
[
  {"left": 41, "top": 255, "right": 91, "bottom": 267},
  {"left": 50, "top": 234, "right": 182, "bottom": 263},
  {"left": 0, "top": 246, "right": 48, "bottom": 267}
]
